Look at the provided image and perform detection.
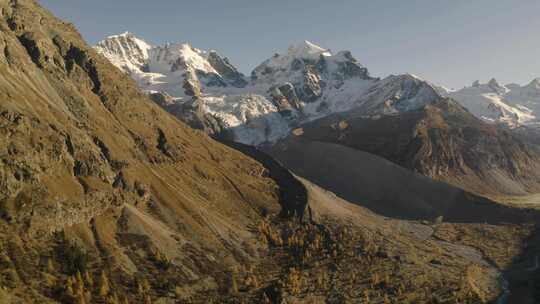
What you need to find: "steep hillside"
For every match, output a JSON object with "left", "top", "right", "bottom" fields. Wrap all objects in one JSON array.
[
  {"left": 0, "top": 0, "right": 284, "bottom": 302},
  {"left": 278, "top": 99, "right": 540, "bottom": 197}
]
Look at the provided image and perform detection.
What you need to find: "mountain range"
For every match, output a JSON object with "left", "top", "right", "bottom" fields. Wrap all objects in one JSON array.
[
  {"left": 95, "top": 33, "right": 445, "bottom": 145},
  {"left": 2, "top": 1, "right": 540, "bottom": 303},
  {"left": 95, "top": 32, "right": 540, "bottom": 141}
]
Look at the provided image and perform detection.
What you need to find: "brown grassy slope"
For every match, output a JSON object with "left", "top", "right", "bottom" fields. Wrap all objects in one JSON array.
[{"left": 291, "top": 99, "right": 540, "bottom": 197}]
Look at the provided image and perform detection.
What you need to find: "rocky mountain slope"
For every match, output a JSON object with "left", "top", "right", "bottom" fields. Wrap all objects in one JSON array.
[
  {"left": 267, "top": 134, "right": 531, "bottom": 222},
  {"left": 276, "top": 98, "right": 540, "bottom": 197},
  {"left": 4, "top": 1, "right": 540, "bottom": 303}
]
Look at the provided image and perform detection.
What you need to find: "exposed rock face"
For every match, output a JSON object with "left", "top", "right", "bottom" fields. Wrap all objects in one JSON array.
[
  {"left": 352, "top": 74, "right": 442, "bottom": 115},
  {"left": 334, "top": 51, "right": 370, "bottom": 79},
  {"left": 182, "top": 69, "right": 203, "bottom": 97},
  {"left": 299, "top": 65, "right": 323, "bottom": 102},
  {"left": 149, "top": 92, "right": 226, "bottom": 135},
  {"left": 251, "top": 41, "right": 374, "bottom": 108},
  {"left": 487, "top": 78, "right": 506, "bottom": 94},
  {"left": 269, "top": 83, "right": 302, "bottom": 114}
]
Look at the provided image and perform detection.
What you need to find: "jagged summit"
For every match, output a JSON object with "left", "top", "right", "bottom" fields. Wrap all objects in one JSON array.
[
  {"left": 469, "top": 78, "right": 508, "bottom": 94},
  {"left": 96, "top": 32, "right": 248, "bottom": 94},
  {"left": 487, "top": 78, "right": 507, "bottom": 94},
  {"left": 488, "top": 78, "right": 499, "bottom": 85}
]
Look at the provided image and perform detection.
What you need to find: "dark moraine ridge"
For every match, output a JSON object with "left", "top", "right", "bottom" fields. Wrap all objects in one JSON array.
[{"left": 219, "top": 140, "right": 308, "bottom": 219}]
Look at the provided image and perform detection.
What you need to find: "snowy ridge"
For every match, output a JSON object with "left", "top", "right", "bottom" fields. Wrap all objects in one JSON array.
[
  {"left": 202, "top": 95, "right": 290, "bottom": 144},
  {"left": 354, "top": 74, "right": 442, "bottom": 115}
]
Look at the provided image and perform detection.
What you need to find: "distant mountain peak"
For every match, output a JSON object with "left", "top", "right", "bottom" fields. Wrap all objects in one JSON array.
[
  {"left": 95, "top": 32, "right": 151, "bottom": 74},
  {"left": 469, "top": 78, "right": 507, "bottom": 94},
  {"left": 404, "top": 73, "right": 425, "bottom": 81},
  {"left": 487, "top": 78, "right": 507, "bottom": 94},
  {"left": 488, "top": 77, "right": 498, "bottom": 85}
]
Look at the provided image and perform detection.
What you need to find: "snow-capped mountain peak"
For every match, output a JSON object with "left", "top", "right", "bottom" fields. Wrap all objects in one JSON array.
[
  {"left": 251, "top": 40, "right": 371, "bottom": 87},
  {"left": 95, "top": 32, "right": 151, "bottom": 74},
  {"left": 149, "top": 42, "right": 216, "bottom": 75},
  {"left": 96, "top": 33, "right": 250, "bottom": 100}
]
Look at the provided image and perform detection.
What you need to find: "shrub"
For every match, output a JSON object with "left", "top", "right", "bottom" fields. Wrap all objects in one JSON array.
[{"left": 59, "top": 243, "right": 88, "bottom": 275}]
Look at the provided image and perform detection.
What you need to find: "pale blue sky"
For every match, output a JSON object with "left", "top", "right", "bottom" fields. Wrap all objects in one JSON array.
[{"left": 39, "top": 0, "right": 540, "bottom": 89}]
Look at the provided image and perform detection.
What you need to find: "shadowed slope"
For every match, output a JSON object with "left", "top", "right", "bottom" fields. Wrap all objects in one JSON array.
[{"left": 267, "top": 136, "right": 536, "bottom": 223}]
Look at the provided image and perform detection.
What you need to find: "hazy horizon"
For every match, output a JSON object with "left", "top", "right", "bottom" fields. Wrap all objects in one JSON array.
[{"left": 39, "top": 0, "right": 540, "bottom": 89}]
